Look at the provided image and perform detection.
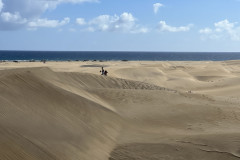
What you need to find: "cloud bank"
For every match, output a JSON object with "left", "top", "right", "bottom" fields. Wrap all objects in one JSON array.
[
  {"left": 0, "top": 0, "right": 3, "bottom": 12},
  {"left": 28, "top": 17, "right": 70, "bottom": 28},
  {"left": 76, "top": 18, "right": 86, "bottom": 25},
  {"left": 1, "top": 0, "right": 192, "bottom": 35},
  {"left": 199, "top": 19, "right": 240, "bottom": 41},
  {"left": 157, "top": 21, "right": 192, "bottom": 32},
  {"left": 0, "top": 0, "right": 97, "bottom": 30},
  {"left": 77, "top": 12, "right": 148, "bottom": 33}
]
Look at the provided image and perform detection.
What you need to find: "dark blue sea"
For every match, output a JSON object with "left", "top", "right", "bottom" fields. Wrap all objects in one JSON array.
[{"left": 1, "top": 51, "right": 240, "bottom": 61}]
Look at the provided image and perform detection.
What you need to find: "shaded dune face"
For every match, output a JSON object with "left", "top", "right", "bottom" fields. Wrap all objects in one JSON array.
[
  {"left": 1, "top": 64, "right": 240, "bottom": 160},
  {"left": 0, "top": 68, "right": 122, "bottom": 160}
]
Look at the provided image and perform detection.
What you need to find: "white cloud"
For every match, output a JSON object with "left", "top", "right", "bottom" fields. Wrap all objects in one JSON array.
[
  {"left": 157, "top": 21, "right": 192, "bottom": 32},
  {"left": 76, "top": 18, "right": 86, "bottom": 25},
  {"left": 214, "top": 19, "right": 234, "bottom": 31},
  {"left": 34, "top": 0, "right": 99, "bottom": 11},
  {"left": 28, "top": 17, "right": 70, "bottom": 28},
  {"left": 199, "top": 28, "right": 212, "bottom": 34},
  {"left": 0, "top": 0, "right": 97, "bottom": 30},
  {"left": 3, "top": 0, "right": 98, "bottom": 15},
  {"left": 199, "top": 19, "right": 240, "bottom": 41},
  {"left": 1, "top": 12, "right": 26, "bottom": 23},
  {"left": 0, "top": 0, "right": 3, "bottom": 12},
  {"left": 153, "top": 3, "right": 163, "bottom": 14},
  {"left": 86, "top": 12, "right": 148, "bottom": 33}
]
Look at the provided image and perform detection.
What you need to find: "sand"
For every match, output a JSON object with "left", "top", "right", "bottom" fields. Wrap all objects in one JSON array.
[{"left": 1, "top": 60, "right": 240, "bottom": 160}]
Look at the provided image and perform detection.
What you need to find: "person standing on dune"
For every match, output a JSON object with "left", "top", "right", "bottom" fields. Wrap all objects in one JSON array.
[{"left": 100, "top": 67, "right": 104, "bottom": 75}]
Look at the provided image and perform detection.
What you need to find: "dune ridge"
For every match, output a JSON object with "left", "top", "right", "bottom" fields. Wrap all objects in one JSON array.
[{"left": 1, "top": 61, "right": 240, "bottom": 160}]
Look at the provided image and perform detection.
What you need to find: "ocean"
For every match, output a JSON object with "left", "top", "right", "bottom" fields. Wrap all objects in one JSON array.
[{"left": 1, "top": 51, "right": 240, "bottom": 61}]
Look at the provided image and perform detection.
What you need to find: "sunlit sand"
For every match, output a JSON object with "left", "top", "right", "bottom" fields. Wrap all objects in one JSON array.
[{"left": 1, "top": 61, "right": 240, "bottom": 160}]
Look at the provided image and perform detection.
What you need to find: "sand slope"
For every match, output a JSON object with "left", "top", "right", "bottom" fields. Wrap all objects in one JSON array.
[{"left": 1, "top": 61, "right": 240, "bottom": 160}]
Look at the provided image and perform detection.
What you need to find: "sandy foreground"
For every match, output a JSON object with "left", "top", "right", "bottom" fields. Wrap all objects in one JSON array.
[{"left": 1, "top": 60, "right": 240, "bottom": 160}]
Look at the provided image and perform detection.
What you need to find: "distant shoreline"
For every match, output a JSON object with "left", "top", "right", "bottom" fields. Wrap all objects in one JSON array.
[
  {"left": 1, "top": 51, "right": 240, "bottom": 61},
  {"left": 1, "top": 60, "right": 240, "bottom": 64}
]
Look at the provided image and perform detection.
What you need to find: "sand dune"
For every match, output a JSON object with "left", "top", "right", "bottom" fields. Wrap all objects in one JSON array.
[{"left": 1, "top": 61, "right": 240, "bottom": 160}]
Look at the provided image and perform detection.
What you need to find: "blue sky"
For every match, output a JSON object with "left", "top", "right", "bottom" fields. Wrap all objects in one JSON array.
[{"left": 0, "top": 0, "right": 240, "bottom": 51}]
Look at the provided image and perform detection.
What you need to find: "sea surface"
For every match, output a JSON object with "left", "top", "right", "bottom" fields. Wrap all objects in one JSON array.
[{"left": 1, "top": 51, "right": 240, "bottom": 61}]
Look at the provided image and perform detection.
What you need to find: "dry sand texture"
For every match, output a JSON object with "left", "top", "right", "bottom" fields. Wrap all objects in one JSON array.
[{"left": 1, "top": 61, "right": 240, "bottom": 160}]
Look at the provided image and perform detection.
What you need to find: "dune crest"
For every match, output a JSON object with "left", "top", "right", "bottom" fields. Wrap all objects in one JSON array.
[{"left": 1, "top": 61, "right": 240, "bottom": 160}]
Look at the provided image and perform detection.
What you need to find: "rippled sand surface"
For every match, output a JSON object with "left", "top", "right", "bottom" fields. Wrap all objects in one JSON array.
[{"left": 1, "top": 61, "right": 240, "bottom": 160}]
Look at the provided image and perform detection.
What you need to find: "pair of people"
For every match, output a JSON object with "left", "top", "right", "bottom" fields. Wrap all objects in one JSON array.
[{"left": 100, "top": 67, "right": 108, "bottom": 76}]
